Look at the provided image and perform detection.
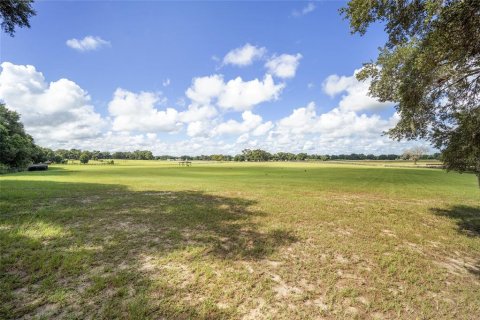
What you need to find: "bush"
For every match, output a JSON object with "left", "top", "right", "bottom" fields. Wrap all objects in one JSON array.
[{"left": 79, "top": 153, "right": 90, "bottom": 164}]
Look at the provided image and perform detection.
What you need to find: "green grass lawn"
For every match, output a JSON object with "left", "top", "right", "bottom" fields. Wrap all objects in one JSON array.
[{"left": 1, "top": 161, "right": 479, "bottom": 319}]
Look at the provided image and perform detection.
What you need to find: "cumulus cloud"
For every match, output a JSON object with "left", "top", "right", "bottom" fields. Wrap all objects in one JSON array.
[
  {"left": 218, "top": 75, "right": 284, "bottom": 111},
  {"left": 223, "top": 43, "right": 266, "bottom": 67},
  {"left": 66, "top": 36, "right": 110, "bottom": 52},
  {"left": 252, "top": 121, "right": 274, "bottom": 136},
  {"left": 186, "top": 121, "right": 209, "bottom": 137},
  {"left": 109, "top": 87, "right": 221, "bottom": 137},
  {"left": 186, "top": 74, "right": 284, "bottom": 111},
  {"left": 236, "top": 133, "right": 249, "bottom": 144},
  {"left": 0, "top": 62, "right": 105, "bottom": 145},
  {"left": 265, "top": 54, "right": 302, "bottom": 79},
  {"left": 266, "top": 101, "right": 409, "bottom": 154},
  {"left": 322, "top": 69, "right": 393, "bottom": 112},
  {"left": 181, "top": 105, "right": 219, "bottom": 137},
  {"left": 108, "top": 89, "right": 181, "bottom": 133},
  {"left": 292, "top": 2, "right": 316, "bottom": 17},
  {"left": 276, "top": 102, "right": 390, "bottom": 137},
  {"left": 179, "top": 104, "right": 218, "bottom": 123},
  {"left": 277, "top": 102, "right": 318, "bottom": 134},
  {"left": 186, "top": 74, "right": 225, "bottom": 106},
  {"left": 214, "top": 111, "right": 263, "bottom": 135}
]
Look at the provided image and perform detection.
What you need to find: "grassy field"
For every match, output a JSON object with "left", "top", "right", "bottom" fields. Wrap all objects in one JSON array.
[{"left": 0, "top": 161, "right": 479, "bottom": 319}]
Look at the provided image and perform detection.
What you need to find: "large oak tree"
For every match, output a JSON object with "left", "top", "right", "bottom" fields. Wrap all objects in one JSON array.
[{"left": 342, "top": 0, "right": 480, "bottom": 186}]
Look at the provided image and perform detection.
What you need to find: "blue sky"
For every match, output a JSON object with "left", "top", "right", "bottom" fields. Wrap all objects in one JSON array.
[{"left": 0, "top": 1, "right": 422, "bottom": 155}]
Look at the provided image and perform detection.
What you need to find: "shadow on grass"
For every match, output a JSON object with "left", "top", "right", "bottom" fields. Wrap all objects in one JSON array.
[
  {"left": 431, "top": 205, "right": 480, "bottom": 238},
  {"left": 2, "top": 166, "right": 78, "bottom": 177},
  {"left": 0, "top": 179, "right": 296, "bottom": 319},
  {"left": 431, "top": 205, "right": 480, "bottom": 278}
]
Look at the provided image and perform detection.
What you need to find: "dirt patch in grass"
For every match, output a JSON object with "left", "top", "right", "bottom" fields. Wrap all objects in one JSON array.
[{"left": 435, "top": 256, "right": 480, "bottom": 277}]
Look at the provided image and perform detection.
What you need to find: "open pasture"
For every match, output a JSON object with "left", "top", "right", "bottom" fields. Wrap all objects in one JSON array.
[{"left": 1, "top": 161, "right": 479, "bottom": 319}]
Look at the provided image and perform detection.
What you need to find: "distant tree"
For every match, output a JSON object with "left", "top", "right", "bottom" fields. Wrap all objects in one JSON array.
[
  {"left": 234, "top": 154, "right": 245, "bottom": 162},
  {"left": 296, "top": 153, "right": 308, "bottom": 161},
  {"left": 91, "top": 150, "right": 100, "bottom": 161},
  {"left": 52, "top": 154, "right": 64, "bottom": 164},
  {"left": 274, "top": 152, "right": 296, "bottom": 161},
  {"left": 0, "top": 103, "right": 37, "bottom": 168},
  {"left": 69, "top": 149, "right": 81, "bottom": 160},
  {"left": 112, "top": 152, "right": 125, "bottom": 159},
  {"left": 0, "top": 0, "right": 36, "bottom": 36},
  {"left": 180, "top": 155, "right": 193, "bottom": 161},
  {"left": 211, "top": 154, "right": 225, "bottom": 161},
  {"left": 99, "top": 151, "right": 111, "bottom": 159},
  {"left": 342, "top": 0, "right": 480, "bottom": 184},
  {"left": 242, "top": 149, "right": 272, "bottom": 162},
  {"left": 54, "top": 149, "right": 68, "bottom": 160},
  {"left": 403, "top": 146, "right": 429, "bottom": 165},
  {"left": 143, "top": 150, "right": 154, "bottom": 160},
  {"left": 79, "top": 152, "right": 90, "bottom": 164},
  {"left": 32, "top": 147, "right": 55, "bottom": 163}
]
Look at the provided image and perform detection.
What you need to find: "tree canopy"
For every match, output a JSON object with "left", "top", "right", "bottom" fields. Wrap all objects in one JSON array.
[
  {"left": 0, "top": 103, "right": 38, "bottom": 168},
  {"left": 0, "top": 0, "right": 36, "bottom": 36},
  {"left": 79, "top": 152, "right": 90, "bottom": 164},
  {"left": 342, "top": 0, "right": 480, "bottom": 185}
]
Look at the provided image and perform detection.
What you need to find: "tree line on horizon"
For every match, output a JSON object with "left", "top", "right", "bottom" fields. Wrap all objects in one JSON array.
[
  {"left": 11, "top": 146, "right": 442, "bottom": 165},
  {"left": 0, "top": 102, "right": 440, "bottom": 170}
]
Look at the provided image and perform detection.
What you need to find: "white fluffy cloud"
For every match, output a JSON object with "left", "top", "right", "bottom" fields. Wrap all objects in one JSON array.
[
  {"left": 252, "top": 121, "right": 274, "bottom": 136},
  {"left": 179, "top": 104, "right": 218, "bottom": 123},
  {"left": 223, "top": 43, "right": 266, "bottom": 67},
  {"left": 277, "top": 102, "right": 318, "bottom": 134},
  {"left": 182, "top": 105, "right": 220, "bottom": 138},
  {"left": 66, "top": 36, "right": 110, "bottom": 52},
  {"left": 267, "top": 101, "right": 407, "bottom": 154},
  {"left": 218, "top": 75, "right": 284, "bottom": 111},
  {"left": 265, "top": 54, "right": 302, "bottom": 79},
  {"left": 322, "top": 69, "right": 393, "bottom": 112},
  {"left": 108, "top": 89, "right": 181, "bottom": 133},
  {"left": 292, "top": 2, "right": 316, "bottom": 17},
  {"left": 0, "top": 62, "right": 105, "bottom": 145},
  {"left": 108, "top": 88, "right": 219, "bottom": 137},
  {"left": 186, "top": 121, "right": 209, "bottom": 137},
  {"left": 186, "top": 74, "right": 284, "bottom": 111},
  {"left": 276, "top": 102, "right": 392, "bottom": 137},
  {"left": 214, "top": 111, "right": 263, "bottom": 135},
  {"left": 186, "top": 75, "right": 225, "bottom": 105}
]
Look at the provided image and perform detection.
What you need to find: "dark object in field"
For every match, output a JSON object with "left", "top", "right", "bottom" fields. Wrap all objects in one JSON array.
[
  {"left": 178, "top": 161, "right": 192, "bottom": 166},
  {"left": 27, "top": 164, "right": 48, "bottom": 171}
]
